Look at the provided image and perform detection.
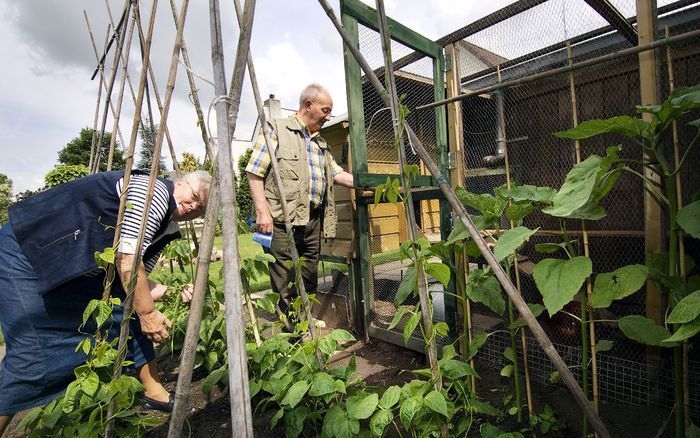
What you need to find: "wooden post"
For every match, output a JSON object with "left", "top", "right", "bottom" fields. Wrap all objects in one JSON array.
[
  {"left": 445, "top": 42, "right": 476, "bottom": 392},
  {"left": 209, "top": 0, "right": 255, "bottom": 434},
  {"left": 316, "top": 2, "right": 611, "bottom": 436}
]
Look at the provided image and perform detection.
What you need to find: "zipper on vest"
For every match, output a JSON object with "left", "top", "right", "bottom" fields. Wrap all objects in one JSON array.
[{"left": 38, "top": 229, "right": 82, "bottom": 249}]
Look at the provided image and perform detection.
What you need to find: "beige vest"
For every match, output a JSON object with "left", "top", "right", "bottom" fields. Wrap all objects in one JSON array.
[{"left": 263, "top": 116, "right": 337, "bottom": 239}]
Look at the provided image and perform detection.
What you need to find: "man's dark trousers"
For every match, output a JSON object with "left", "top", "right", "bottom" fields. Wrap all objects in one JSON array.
[{"left": 265, "top": 208, "right": 322, "bottom": 315}]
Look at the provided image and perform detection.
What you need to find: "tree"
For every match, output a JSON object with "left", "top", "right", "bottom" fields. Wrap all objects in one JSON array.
[
  {"left": 137, "top": 120, "right": 167, "bottom": 174},
  {"left": 58, "top": 127, "right": 125, "bottom": 171},
  {"left": 179, "top": 152, "right": 202, "bottom": 174},
  {"left": 237, "top": 148, "right": 253, "bottom": 224},
  {"left": 0, "top": 173, "right": 13, "bottom": 224},
  {"left": 44, "top": 165, "right": 89, "bottom": 188}
]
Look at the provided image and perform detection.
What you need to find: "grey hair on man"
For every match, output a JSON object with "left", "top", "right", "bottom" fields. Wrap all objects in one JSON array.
[{"left": 298, "top": 83, "right": 329, "bottom": 108}]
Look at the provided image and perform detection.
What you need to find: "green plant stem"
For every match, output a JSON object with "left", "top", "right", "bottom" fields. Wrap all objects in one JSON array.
[
  {"left": 664, "top": 173, "right": 685, "bottom": 438},
  {"left": 504, "top": 261, "right": 523, "bottom": 423},
  {"left": 621, "top": 167, "right": 670, "bottom": 205},
  {"left": 667, "top": 130, "right": 700, "bottom": 177},
  {"left": 562, "top": 221, "right": 590, "bottom": 437}
]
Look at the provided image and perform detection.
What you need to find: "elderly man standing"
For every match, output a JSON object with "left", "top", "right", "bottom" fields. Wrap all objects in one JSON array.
[
  {"left": 247, "top": 83, "right": 354, "bottom": 324},
  {"left": 0, "top": 170, "right": 211, "bottom": 435}
]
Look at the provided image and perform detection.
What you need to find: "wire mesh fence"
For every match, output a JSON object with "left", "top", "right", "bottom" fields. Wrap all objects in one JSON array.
[{"left": 447, "top": 0, "right": 700, "bottom": 422}]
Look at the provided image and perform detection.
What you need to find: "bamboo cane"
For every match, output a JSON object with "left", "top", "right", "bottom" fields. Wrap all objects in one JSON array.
[
  {"left": 317, "top": 2, "right": 611, "bottom": 436},
  {"left": 168, "top": 0, "right": 213, "bottom": 165},
  {"left": 84, "top": 17, "right": 129, "bottom": 163},
  {"left": 92, "top": 0, "right": 132, "bottom": 174},
  {"left": 227, "top": 2, "right": 322, "bottom": 352},
  {"left": 103, "top": 2, "right": 161, "bottom": 435},
  {"left": 104, "top": 2, "right": 137, "bottom": 172},
  {"left": 497, "top": 65, "right": 533, "bottom": 420},
  {"left": 375, "top": 0, "right": 443, "bottom": 400},
  {"left": 209, "top": 0, "right": 255, "bottom": 434},
  {"left": 664, "top": 26, "right": 690, "bottom": 428},
  {"left": 85, "top": 18, "right": 107, "bottom": 173},
  {"left": 566, "top": 42, "right": 599, "bottom": 438}
]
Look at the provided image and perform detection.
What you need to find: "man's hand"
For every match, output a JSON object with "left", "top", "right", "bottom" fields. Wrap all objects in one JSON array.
[
  {"left": 138, "top": 309, "right": 172, "bottom": 344},
  {"left": 181, "top": 284, "right": 194, "bottom": 303},
  {"left": 256, "top": 210, "right": 273, "bottom": 234}
]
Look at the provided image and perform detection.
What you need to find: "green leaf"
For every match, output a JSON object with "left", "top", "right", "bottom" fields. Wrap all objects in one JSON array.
[
  {"left": 370, "top": 409, "right": 393, "bottom": 437},
  {"left": 433, "top": 322, "right": 449, "bottom": 338},
  {"left": 281, "top": 380, "right": 310, "bottom": 409},
  {"left": 500, "top": 364, "right": 514, "bottom": 377},
  {"left": 426, "top": 262, "right": 451, "bottom": 287},
  {"left": 271, "top": 408, "right": 284, "bottom": 429},
  {"left": 399, "top": 396, "right": 423, "bottom": 429},
  {"left": 456, "top": 186, "right": 506, "bottom": 221},
  {"left": 285, "top": 406, "right": 309, "bottom": 438},
  {"left": 533, "top": 257, "right": 592, "bottom": 316},
  {"left": 309, "top": 372, "right": 336, "bottom": 397},
  {"left": 495, "top": 184, "right": 556, "bottom": 203},
  {"left": 466, "top": 269, "right": 505, "bottom": 316},
  {"left": 388, "top": 306, "right": 407, "bottom": 330},
  {"left": 596, "top": 339, "right": 614, "bottom": 353},
  {"left": 505, "top": 201, "right": 540, "bottom": 222},
  {"left": 81, "top": 299, "right": 99, "bottom": 327},
  {"left": 403, "top": 309, "right": 421, "bottom": 345},
  {"left": 542, "top": 155, "right": 604, "bottom": 218},
  {"left": 590, "top": 264, "right": 648, "bottom": 308},
  {"left": 503, "top": 347, "right": 516, "bottom": 363},
  {"left": 447, "top": 219, "right": 471, "bottom": 244},
  {"left": 554, "top": 116, "right": 650, "bottom": 140},
  {"left": 466, "top": 332, "right": 489, "bottom": 360},
  {"left": 667, "top": 290, "right": 700, "bottom": 324},
  {"left": 493, "top": 226, "right": 539, "bottom": 262},
  {"left": 334, "top": 379, "right": 346, "bottom": 394},
  {"left": 396, "top": 266, "right": 417, "bottom": 305},
  {"left": 319, "top": 337, "right": 339, "bottom": 356},
  {"left": 535, "top": 242, "right": 568, "bottom": 254},
  {"left": 424, "top": 390, "right": 448, "bottom": 417},
  {"left": 82, "top": 371, "right": 100, "bottom": 397},
  {"left": 329, "top": 329, "right": 355, "bottom": 342},
  {"left": 347, "top": 393, "right": 379, "bottom": 420},
  {"left": 379, "top": 385, "right": 401, "bottom": 409},
  {"left": 663, "top": 316, "right": 700, "bottom": 343},
  {"left": 202, "top": 367, "right": 227, "bottom": 395},
  {"left": 249, "top": 378, "right": 262, "bottom": 398},
  {"left": 677, "top": 200, "right": 700, "bottom": 239},
  {"left": 618, "top": 315, "right": 675, "bottom": 347},
  {"left": 440, "top": 359, "right": 478, "bottom": 380}
]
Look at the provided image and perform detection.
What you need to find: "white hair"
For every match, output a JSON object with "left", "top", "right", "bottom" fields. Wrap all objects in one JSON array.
[
  {"left": 179, "top": 170, "right": 211, "bottom": 200},
  {"left": 298, "top": 83, "right": 329, "bottom": 108}
]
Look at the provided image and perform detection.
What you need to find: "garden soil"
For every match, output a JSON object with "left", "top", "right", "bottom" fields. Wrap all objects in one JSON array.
[{"left": 3, "top": 333, "right": 673, "bottom": 437}]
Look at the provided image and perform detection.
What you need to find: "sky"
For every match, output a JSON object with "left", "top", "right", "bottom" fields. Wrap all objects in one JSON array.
[{"left": 0, "top": 0, "right": 521, "bottom": 196}]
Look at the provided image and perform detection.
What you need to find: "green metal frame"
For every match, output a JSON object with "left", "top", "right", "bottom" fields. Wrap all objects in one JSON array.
[{"left": 341, "top": 0, "right": 454, "bottom": 347}]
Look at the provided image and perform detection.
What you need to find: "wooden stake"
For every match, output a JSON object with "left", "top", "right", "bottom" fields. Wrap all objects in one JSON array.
[
  {"left": 497, "top": 65, "right": 532, "bottom": 420},
  {"left": 92, "top": 0, "right": 132, "bottom": 174},
  {"left": 317, "top": 2, "right": 611, "bottom": 436},
  {"left": 567, "top": 42, "right": 599, "bottom": 437},
  {"left": 104, "top": 1, "right": 137, "bottom": 171},
  {"left": 374, "top": 0, "right": 443, "bottom": 406},
  {"left": 209, "top": 0, "right": 255, "bottom": 434},
  {"left": 103, "top": 1, "right": 161, "bottom": 434}
]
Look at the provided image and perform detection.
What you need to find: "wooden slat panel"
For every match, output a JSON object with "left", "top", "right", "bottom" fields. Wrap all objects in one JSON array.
[
  {"left": 335, "top": 202, "right": 354, "bottom": 221},
  {"left": 369, "top": 216, "right": 401, "bottom": 235},
  {"left": 334, "top": 222, "right": 355, "bottom": 237},
  {"left": 369, "top": 234, "right": 400, "bottom": 252},
  {"left": 334, "top": 187, "right": 352, "bottom": 202},
  {"left": 368, "top": 202, "right": 400, "bottom": 218},
  {"left": 368, "top": 162, "right": 400, "bottom": 174},
  {"left": 321, "top": 238, "right": 356, "bottom": 258}
]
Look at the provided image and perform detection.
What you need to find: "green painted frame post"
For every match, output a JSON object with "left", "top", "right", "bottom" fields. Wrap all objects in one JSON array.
[
  {"left": 341, "top": 0, "right": 455, "bottom": 345},
  {"left": 341, "top": 1, "right": 372, "bottom": 339}
]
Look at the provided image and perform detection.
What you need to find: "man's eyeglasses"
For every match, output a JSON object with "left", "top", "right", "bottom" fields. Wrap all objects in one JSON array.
[{"left": 311, "top": 100, "right": 332, "bottom": 116}]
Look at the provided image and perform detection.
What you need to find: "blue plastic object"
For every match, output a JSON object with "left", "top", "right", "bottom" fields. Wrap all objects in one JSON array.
[{"left": 252, "top": 232, "right": 272, "bottom": 248}]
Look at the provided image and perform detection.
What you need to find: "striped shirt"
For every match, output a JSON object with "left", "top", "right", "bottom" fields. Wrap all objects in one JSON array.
[
  {"left": 246, "top": 115, "right": 343, "bottom": 208},
  {"left": 116, "top": 174, "right": 177, "bottom": 272}
]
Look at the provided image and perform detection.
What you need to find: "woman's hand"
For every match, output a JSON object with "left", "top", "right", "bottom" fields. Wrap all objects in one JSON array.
[
  {"left": 180, "top": 284, "right": 194, "bottom": 303},
  {"left": 138, "top": 309, "right": 172, "bottom": 344},
  {"left": 150, "top": 283, "right": 169, "bottom": 301}
]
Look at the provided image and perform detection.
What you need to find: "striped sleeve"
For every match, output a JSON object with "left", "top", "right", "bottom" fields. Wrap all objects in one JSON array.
[{"left": 116, "top": 175, "right": 171, "bottom": 257}]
